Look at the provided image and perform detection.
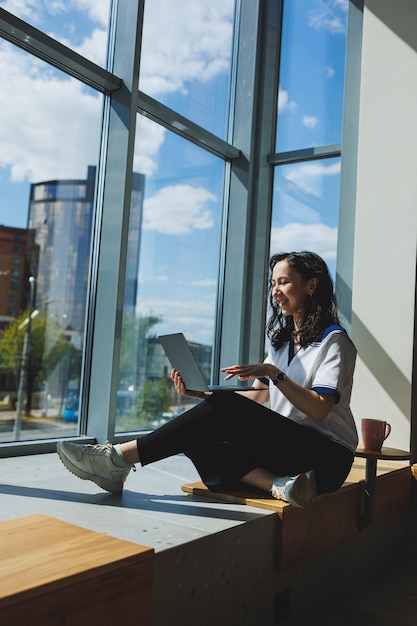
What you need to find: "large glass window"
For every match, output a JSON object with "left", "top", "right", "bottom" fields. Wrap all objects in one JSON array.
[
  {"left": 276, "top": 0, "right": 347, "bottom": 152},
  {"left": 270, "top": 157, "right": 341, "bottom": 279},
  {"left": 0, "top": 41, "right": 103, "bottom": 442},
  {"left": 116, "top": 117, "right": 225, "bottom": 432},
  {"left": 139, "top": 0, "right": 236, "bottom": 139},
  {"left": 272, "top": 0, "right": 348, "bottom": 284},
  {"left": 0, "top": 0, "right": 349, "bottom": 453}
]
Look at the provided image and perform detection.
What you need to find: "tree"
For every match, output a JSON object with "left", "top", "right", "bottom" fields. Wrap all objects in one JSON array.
[
  {"left": 142, "top": 377, "right": 171, "bottom": 419},
  {"left": 0, "top": 312, "right": 72, "bottom": 415},
  {"left": 117, "top": 312, "right": 173, "bottom": 427},
  {"left": 118, "top": 312, "right": 161, "bottom": 390}
]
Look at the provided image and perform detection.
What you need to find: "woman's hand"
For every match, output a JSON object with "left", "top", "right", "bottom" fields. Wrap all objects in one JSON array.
[
  {"left": 170, "top": 369, "right": 209, "bottom": 400},
  {"left": 222, "top": 363, "right": 335, "bottom": 422},
  {"left": 221, "top": 363, "right": 275, "bottom": 381}
]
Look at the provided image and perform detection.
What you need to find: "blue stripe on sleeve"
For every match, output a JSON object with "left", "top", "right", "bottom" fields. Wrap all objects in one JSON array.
[{"left": 312, "top": 386, "right": 340, "bottom": 403}]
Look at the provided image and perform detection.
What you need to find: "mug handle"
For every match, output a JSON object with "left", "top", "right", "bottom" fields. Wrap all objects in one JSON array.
[{"left": 384, "top": 422, "right": 391, "bottom": 440}]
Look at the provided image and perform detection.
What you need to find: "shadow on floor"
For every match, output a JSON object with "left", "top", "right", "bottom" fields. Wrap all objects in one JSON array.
[{"left": 301, "top": 552, "right": 417, "bottom": 626}]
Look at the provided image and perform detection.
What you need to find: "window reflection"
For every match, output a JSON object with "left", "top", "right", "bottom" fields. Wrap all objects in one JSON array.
[{"left": 116, "top": 117, "right": 225, "bottom": 433}]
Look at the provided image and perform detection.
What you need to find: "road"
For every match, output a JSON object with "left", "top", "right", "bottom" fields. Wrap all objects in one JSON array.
[{"left": 0, "top": 410, "right": 77, "bottom": 442}]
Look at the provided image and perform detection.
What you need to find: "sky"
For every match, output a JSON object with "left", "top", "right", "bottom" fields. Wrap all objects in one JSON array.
[{"left": 0, "top": 0, "right": 348, "bottom": 344}]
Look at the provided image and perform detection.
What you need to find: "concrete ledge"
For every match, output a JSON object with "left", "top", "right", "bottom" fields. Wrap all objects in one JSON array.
[{"left": 0, "top": 454, "right": 413, "bottom": 626}]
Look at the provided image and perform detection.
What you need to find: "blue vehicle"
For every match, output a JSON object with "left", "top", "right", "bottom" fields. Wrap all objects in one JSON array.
[{"left": 62, "top": 392, "right": 79, "bottom": 421}]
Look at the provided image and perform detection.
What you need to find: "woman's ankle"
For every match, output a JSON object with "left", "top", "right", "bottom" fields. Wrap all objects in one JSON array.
[{"left": 118, "top": 440, "right": 140, "bottom": 466}]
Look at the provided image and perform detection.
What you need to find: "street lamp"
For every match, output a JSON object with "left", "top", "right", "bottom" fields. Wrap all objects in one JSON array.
[
  {"left": 14, "top": 276, "right": 37, "bottom": 440},
  {"left": 0, "top": 271, "right": 39, "bottom": 439}
]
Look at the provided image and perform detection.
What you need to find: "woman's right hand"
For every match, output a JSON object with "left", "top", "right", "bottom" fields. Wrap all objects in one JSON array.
[
  {"left": 170, "top": 369, "right": 209, "bottom": 400},
  {"left": 171, "top": 368, "right": 188, "bottom": 396}
]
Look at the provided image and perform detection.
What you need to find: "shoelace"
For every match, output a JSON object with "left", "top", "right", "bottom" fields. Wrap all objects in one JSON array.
[
  {"left": 86, "top": 442, "right": 136, "bottom": 470},
  {"left": 271, "top": 477, "right": 288, "bottom": 500},
  {"left": 86, "top": 441, "right": 113, "bottom": 453}
]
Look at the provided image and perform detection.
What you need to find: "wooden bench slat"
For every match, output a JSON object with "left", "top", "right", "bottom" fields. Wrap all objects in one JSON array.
[{"left": 181, "top": 458, "right": 408, "bottom": 514}]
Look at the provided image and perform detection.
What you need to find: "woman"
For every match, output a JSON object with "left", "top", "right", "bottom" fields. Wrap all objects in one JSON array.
[{"left": 57, "top": 251, "right": 358, "bottom": 509}]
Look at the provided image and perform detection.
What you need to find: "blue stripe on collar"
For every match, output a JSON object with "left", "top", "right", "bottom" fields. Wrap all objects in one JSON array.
[{"left": 316, "top": 324, "right": 345, "bottom": 342}]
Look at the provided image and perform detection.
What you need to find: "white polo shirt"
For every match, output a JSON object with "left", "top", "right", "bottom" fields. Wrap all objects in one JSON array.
[{"left": 265, "top": 325, "right": 358, "bottom": 452}]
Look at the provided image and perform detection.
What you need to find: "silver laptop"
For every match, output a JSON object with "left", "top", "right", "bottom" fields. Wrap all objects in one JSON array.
[{"left": 158, "top": 332, "right": 255, "bottom": 392}]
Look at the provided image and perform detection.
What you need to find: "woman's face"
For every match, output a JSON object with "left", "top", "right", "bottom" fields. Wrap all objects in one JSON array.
[{"left": 271, "top": 259, "right": 316, "bottom": 326}]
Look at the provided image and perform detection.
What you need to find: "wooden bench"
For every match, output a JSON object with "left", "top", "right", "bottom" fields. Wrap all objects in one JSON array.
[
  {"left": 0, "top": 514, "right": 154, "bottom": 625},
  {"left": 182, "top": 456, "right": 412, "bottom": 571}
]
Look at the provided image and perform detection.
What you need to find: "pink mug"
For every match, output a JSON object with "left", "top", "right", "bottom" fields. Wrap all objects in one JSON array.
[{"left": 361, "top": 418, "right": 391, "bottom": 451}]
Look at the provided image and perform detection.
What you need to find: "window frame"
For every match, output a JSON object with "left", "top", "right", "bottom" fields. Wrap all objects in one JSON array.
[{"left": 0, "top": 0, "right": 348, "bottom": 456}]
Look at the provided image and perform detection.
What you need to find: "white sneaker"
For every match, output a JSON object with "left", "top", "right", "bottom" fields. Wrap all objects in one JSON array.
[
  {"left": 271, "top": 471, "right": 317, "bottom": 508},
  {"left": 57, "top": 441, "right": 132, "bottom": 494}
]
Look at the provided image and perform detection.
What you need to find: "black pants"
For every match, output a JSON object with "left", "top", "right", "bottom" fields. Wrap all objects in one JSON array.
[{"left": 137, "top": 391, "right": 353, "bottom": 495}]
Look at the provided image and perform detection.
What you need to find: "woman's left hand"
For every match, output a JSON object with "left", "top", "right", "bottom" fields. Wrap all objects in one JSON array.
[{"left": 221, "top": 363, "right": 274, "bottom": 381}]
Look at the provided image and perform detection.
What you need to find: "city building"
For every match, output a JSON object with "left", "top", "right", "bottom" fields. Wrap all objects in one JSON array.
[
  {"left": 24, "top": 166, "right": 143, "bottom": 409},
  {"left": 0, "top": 226, "right": 28, "bottom": 327}
]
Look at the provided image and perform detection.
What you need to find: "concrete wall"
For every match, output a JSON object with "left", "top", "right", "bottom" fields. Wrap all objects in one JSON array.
[{"left": 340, "top": 0, "right": 417, "bottom": 452}]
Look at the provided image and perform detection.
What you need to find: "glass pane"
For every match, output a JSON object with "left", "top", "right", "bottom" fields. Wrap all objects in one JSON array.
[
  {"left": 270, "top": 157, "right": 341, "bottom": 280},
  {"left": 0, "top": 43, "right": 103, "bottom": 442},
  {"left": 0, "top": 0, "right": 111, "bottom": 67},
  {"left": 139, "top": 0, "right": 236, "bottom": 139},
  {"left": 116, "top": 116, "right": 225, "bottom": 433},
  {"left": 276, "top": 0, "right": 347, "bottom": 152}
]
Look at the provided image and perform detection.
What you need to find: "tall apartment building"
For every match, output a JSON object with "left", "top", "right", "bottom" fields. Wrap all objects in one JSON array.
[
  {"left": 27, "top": 165, "right": 96, "bottom": 339},
  {"left": 27, "top": 166, "right": 144, "bottom": 341},
  {"left": 25, "top": 165, "right": 144, "bottom": 403}
]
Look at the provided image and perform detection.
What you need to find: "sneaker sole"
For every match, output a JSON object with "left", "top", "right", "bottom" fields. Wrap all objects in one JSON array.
[
  {"left": 287, "top": 471, "right": 317, "bottom": 508},
  {"left": 56, "top": 444, "right": 123, "bottom": 494}
]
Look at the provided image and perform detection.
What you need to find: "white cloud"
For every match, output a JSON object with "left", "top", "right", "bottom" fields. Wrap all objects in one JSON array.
[
  {"left": 270, "top": 222, "right": 337, "bottom": 261},
  {"left": 0, "top": 43, "right": 163, "bottom": 186},
  {"left": 0, "top": 0, "right": 40, "bottom": 21},
  {"left": 133, "top": 117, "right": 166, "bottom": 178},
  {"left": 278, "top": 88, "right": 297, "bottom": 112},
  {"left": 40, "top": 0, "right": 66, "bottom": 16},
  {"left": 308, "top": 0, "right": 348, "bottom": 34},
  {"left": 191, "top": 278, "right": 217, "bottom": 288},
  {"left": 56, "top": 27, "right": 108, "bottom": 66},
  {"left": 138, "top": 296, "right": 215, "bottom": 344},
  {"left": 140, "top": 0, "right": 235, "bottom": 97},
  {"left": 0, "top": 42, "right": 102, "bottom": 182},
  {"left": 71, "top": 0, "right": 109, "bottom": 26},
  {"left": 0, "top": 0, "right": 109, "bottom": 26},
  {"left": 286, "top": 161, "right": 341, "bottom": 196},
  {"left": 1, "top": 0, "right": 109, "bottom": 64},
  {"left": 302, "top": 115, "right": 319, "bottom": 129},
  {"left": 0, "top": 1, "right": 236, "bottom": 190},
  {"left": 143, "top": 184, "right": 216, "bottom": 235},
  {"left": 325, "top": 65, "right": 335, "bottom": 78}
]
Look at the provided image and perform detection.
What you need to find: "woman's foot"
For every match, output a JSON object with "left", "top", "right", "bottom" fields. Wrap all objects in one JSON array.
[
  {"left": 271, "top": 471, "right": 317, "bottom": 508},
  {"left": 56, "top": 441, "right": 133, "bottom": 493}
]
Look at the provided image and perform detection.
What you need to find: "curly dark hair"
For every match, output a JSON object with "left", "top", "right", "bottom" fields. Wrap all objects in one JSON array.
[{"left": 267, "top": 251, "right": 340, "bottom": 350}]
